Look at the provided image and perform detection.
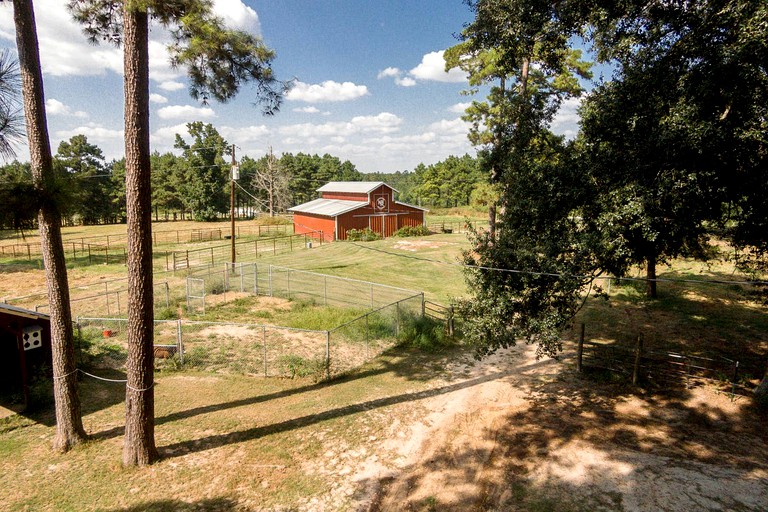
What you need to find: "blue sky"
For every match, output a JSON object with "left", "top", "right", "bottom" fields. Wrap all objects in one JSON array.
[{"left": 0, "top": 0, "right": 583, "bottom": 173}]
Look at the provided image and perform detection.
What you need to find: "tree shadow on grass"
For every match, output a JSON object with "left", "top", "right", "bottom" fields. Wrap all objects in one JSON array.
[
  {"left": 89, "top": 345, "right": 472, "bottom": 441},
  {"left": 97, "top": 497, "right": 238, "bottom": 512}
]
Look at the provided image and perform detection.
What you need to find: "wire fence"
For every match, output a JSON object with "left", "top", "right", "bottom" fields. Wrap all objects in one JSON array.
[
  {"left": 185, "top": 263, "right": 423, "bottom": 315},
  {"left": 75, "top": 293, "right": 423, "bottom": 381}
]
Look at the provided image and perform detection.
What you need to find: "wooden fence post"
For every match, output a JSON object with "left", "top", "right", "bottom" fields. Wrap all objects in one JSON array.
[
  {"left": 577, "top": 323, "right": 585, "bottom": 373},
  {"left": 632, "top": 335, "right": 644, "bottom": 385}
]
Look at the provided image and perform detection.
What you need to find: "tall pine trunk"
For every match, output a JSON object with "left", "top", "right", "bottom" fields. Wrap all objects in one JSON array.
[
  {"left": 122, "top": 4, "right": 158, "bottom": 466},
  {"left": 13, "top": 0, "right": 87, "bottom": 452}
]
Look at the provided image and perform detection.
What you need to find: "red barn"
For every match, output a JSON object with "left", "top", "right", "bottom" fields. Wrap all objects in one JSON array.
[{"left": 289, "top": 182, "right": 427, "bottom": 241}]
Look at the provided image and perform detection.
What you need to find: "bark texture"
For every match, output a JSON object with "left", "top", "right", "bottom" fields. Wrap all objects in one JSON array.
[
  {"left": 122, "top": 4, "right": 158, "bottom": 466},
  {"left": 13, "top": 0, "right": 86, "bottom": 451}
]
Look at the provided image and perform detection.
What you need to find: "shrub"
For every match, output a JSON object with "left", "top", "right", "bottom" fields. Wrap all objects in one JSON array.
[
  {"left": 397, "top": 316, "right": 454, "bottom": 352},
  {"left": 394, "top": 225, "right": 431, "bottom": 237},
  {"left": 277, "top": 355, "right": 327, "bottom": 381},
  {"left": 346, "top": 228, "right": 382, "bottom": 242}
]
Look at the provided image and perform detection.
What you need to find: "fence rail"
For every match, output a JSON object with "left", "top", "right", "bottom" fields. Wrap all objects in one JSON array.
[{"left": 577, "top": 337, "right": 746, "bottom": 394}]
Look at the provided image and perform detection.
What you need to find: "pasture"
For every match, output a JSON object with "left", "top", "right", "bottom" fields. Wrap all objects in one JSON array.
[{"left": 1, "top": 216, "right": 767, "bottom": 511}]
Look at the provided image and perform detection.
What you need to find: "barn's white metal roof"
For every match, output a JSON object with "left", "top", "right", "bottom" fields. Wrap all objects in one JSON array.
[
  {"left": 316, "top": 181, "right": 399, "bottom": 194},
  {"left": 288, "top": 198, "right": 367, "bottom": 217},
  {"left": 0, "top": 303, "right": 50, "bottom": 321}
]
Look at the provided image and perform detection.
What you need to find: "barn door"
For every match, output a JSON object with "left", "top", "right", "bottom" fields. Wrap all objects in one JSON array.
[{"left": 369, "top": 215, "right": 383, "bottom": 236}]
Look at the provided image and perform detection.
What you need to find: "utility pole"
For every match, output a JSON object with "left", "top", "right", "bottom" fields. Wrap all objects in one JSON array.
[{"left": 230, "top": 144, "right": 238, "bottom": 264}]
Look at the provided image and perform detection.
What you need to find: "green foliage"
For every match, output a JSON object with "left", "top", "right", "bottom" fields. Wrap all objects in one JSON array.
[
  {"left": 393, "top": 225, "right": 431, "bottom": 237},
  {"left": 0, "top": 161, "right": 37, "bottom": 230},
  {"left": 0, "top": 49, "right": 23, "bottom": 160},
  {"left": 397, "top": 316, "right": 453, "bottom": 352},
  {"left": 277, "top": 355, "right": 327, "bottom": 381},
  {"left": 345, "top": 228, "right": 382, "bottom": 242},
  {"left": 174, "top": 122, "right": 230, "bottom": 221}
]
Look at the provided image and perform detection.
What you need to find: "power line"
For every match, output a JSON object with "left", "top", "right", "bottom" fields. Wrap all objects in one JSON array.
[{"left": 348, "top": 242, "right": 768, "bottom": 287}]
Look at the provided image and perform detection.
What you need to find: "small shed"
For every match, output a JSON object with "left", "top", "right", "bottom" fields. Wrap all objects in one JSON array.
[
  {"left": 0, "top": 303, "right": 52, "bottom": 408},
  {"left": 289, "top": 181, "right": 427, "bottom": 241}
]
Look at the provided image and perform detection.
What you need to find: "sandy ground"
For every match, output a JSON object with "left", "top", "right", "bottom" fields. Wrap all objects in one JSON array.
[{"left": 336, "top": 344, "right": 768, "bottom": 512}]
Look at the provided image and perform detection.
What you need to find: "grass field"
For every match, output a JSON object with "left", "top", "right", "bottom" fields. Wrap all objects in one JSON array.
[{"left": 1, "top": 217, "right": 767, "bottom": 510}]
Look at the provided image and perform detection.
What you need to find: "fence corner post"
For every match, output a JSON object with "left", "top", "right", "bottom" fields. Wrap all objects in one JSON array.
[{"left": 577, "top": 323, "right": 585, "bottom": 373}]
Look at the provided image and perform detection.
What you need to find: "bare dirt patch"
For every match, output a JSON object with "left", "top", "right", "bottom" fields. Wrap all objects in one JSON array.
[
  {"left": 364, "top": 344, "right": 768, "bottom": 511},
  {"left": 392, "top": 240, "right": 450, "bottom": 251}
]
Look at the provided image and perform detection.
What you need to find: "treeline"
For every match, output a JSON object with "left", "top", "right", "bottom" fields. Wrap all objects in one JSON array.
[{"left": 0, "top": 121, "right": 489, "bottom": 229}]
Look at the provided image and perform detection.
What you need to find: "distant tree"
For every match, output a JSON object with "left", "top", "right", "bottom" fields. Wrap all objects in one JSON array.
[
  {"left": 0, "top": 161, "right": 36, "bottom": 230},
  {"left": 68, "top": 0, "right": 286, "bottom": 466},
  {"left": 174, "top": 122, "right": 229, "bottom": 221},
  {"left": 9, "top": 0, "right": 87, "bottom": 451},
  {"left": 150, "top": 152, "right": 184, "bottom": 220},
  {"left": 251, "top": 147, "right": 289, "bottom": 216},
  {"left": 55, "top": 134, "right": 113, "bottom": 224}
]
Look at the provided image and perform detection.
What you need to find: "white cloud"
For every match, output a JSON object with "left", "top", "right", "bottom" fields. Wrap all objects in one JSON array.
[
  {"left": 279, "top": 112, "right": 402, "bottom": 139},
  {"left": 427, "top": 117, "right": 471, "bottom": 135},
  {"left": 378, "top": 67, "right": 417, "bottom": 87},
  {"left": 286, "top": 80, "right": 369, "bottom": 103},
  {"left": 550, "top": 96, "right": 583, "bottom": 140},
  {"left": 377, "top": 67, "right": 401, "bottom": 79},
  {"left": 159, "top": 81, "right": 186, "bottom": 92},
  {"left": 409, "top": 50, "right": 466, "bottom": 83},
  {"left": 395, "top": 76, "right": 417, "bottom": 87},
  {"left": 153, "top": 123, "right": 192, "bottom": 145},
  {"left": 150, "top": 93, "right": 168, "bottom": 104},
  {"left": 157, "top": 105, "right": 216, "bottom": 120},
  {"left": 55, "top": 123, "right": 123, "bottom": 141},
  {"left": 46, "top": 99, "right": 88, "bottom": 118},
  {"left": 212, "top": 0, "right": 261, "bottom": 34},
  {"left": 449, "top": 102, "right": 471, "bottom": 113},
  {"left": 293, "top": 106, "right": 321, "bottom": 114},
  {"left": 219, "top": 125, "right": 271, "bottom": 146}
]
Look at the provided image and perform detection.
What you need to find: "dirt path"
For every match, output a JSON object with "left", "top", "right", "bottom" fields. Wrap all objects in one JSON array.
[{"left": 360, "top": 344, "right": 768, "bottom": 512}]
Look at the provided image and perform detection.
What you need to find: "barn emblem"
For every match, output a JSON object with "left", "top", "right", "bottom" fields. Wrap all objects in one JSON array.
[{"left": 375, "top": 196, "right": 388, "bottom": 211}]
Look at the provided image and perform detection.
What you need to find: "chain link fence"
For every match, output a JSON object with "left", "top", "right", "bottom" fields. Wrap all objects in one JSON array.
[
  {"left": 186, "top": 263, "right": 422, "bottom": 314},
  {"left": 77, "top": 292, "right": 423, "bottom": 381}
]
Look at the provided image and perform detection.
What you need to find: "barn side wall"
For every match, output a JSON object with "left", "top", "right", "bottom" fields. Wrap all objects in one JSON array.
[{"left": 293, "top": 213, "right": 336, "bottom": 242}]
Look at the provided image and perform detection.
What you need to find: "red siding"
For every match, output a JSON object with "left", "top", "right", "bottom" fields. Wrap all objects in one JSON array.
[
  {"left": 293, "top": 184, "right": 425, "bottom": 241},
  {"left": 293, "top": 213, "right": 336, "bottom": 242}
]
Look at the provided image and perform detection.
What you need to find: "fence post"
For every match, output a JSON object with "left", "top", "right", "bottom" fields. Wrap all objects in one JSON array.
[
  {"left": 632, "top": 335, "right": 644, "bottom": 385},
  {"left": 27, "top": 244, "right": 31, "bottom": 261},
  {"left": 177, "top": 319, "right": 184, "bottom": 364},
  {"left": 448, "top": 305, "right": 455, "bottom": 337},
  {"left": 254, "top": 264, "right": 259, "bottom": 295},
  {"left": 287, "top": 271, "right": 291, "bottom": 299},
  {"left": 395, "top": 301, "right": 400, "bottom": 336},
  {"left": 577, "top": 323, "right": 585, "bottom": 373},
  {"left": 105, "top": 246, "right": 109, "bottom": 265},
  {"left": 370, "top": 283, "right": 374, "bottom": 309},
  {"left": 72, "top": 242, "right": 76, "bottom": 261},
  {"left": 325, "top": 331, "right": 331, "bottom": 380},
  {"left": 210, "top": 247, "right": 214, "bottom": 265},
  {"left": 263, "top": 326, "right": 268, "bottom": 377},
  {"left": 273, "top": 238, "right": 276, "bottom": 255},
  {"left": 268, "top": 265, "right": 273, "bottom": 297},
  {"left": 165, "top": 282, "right": 170, "bottom": 308},
  {"left": 421, "top": 293, "right": 425, "bottom": 317},
  {"left": 366, "top": 315, "right": 370, "bottom": 360},
  {"left": 186, "top": 278, "right": 190, "bottom": 312},
  {"left": 186, "top": 250, "right": 189, "bottom": 269},
  {"left": 116, "top": 291, "right": 121, "bottom": 316}
]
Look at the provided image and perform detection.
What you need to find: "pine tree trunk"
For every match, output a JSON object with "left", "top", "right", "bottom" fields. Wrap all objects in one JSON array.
[
  {"left": 14, "top": 0, "right": 87, "bottom": 452},
  {"left": 122, "top": 4, "right": 158, "bottom": 467},
  {"left": 646, "top": 255, "right": 657, "bottom": 299}
]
